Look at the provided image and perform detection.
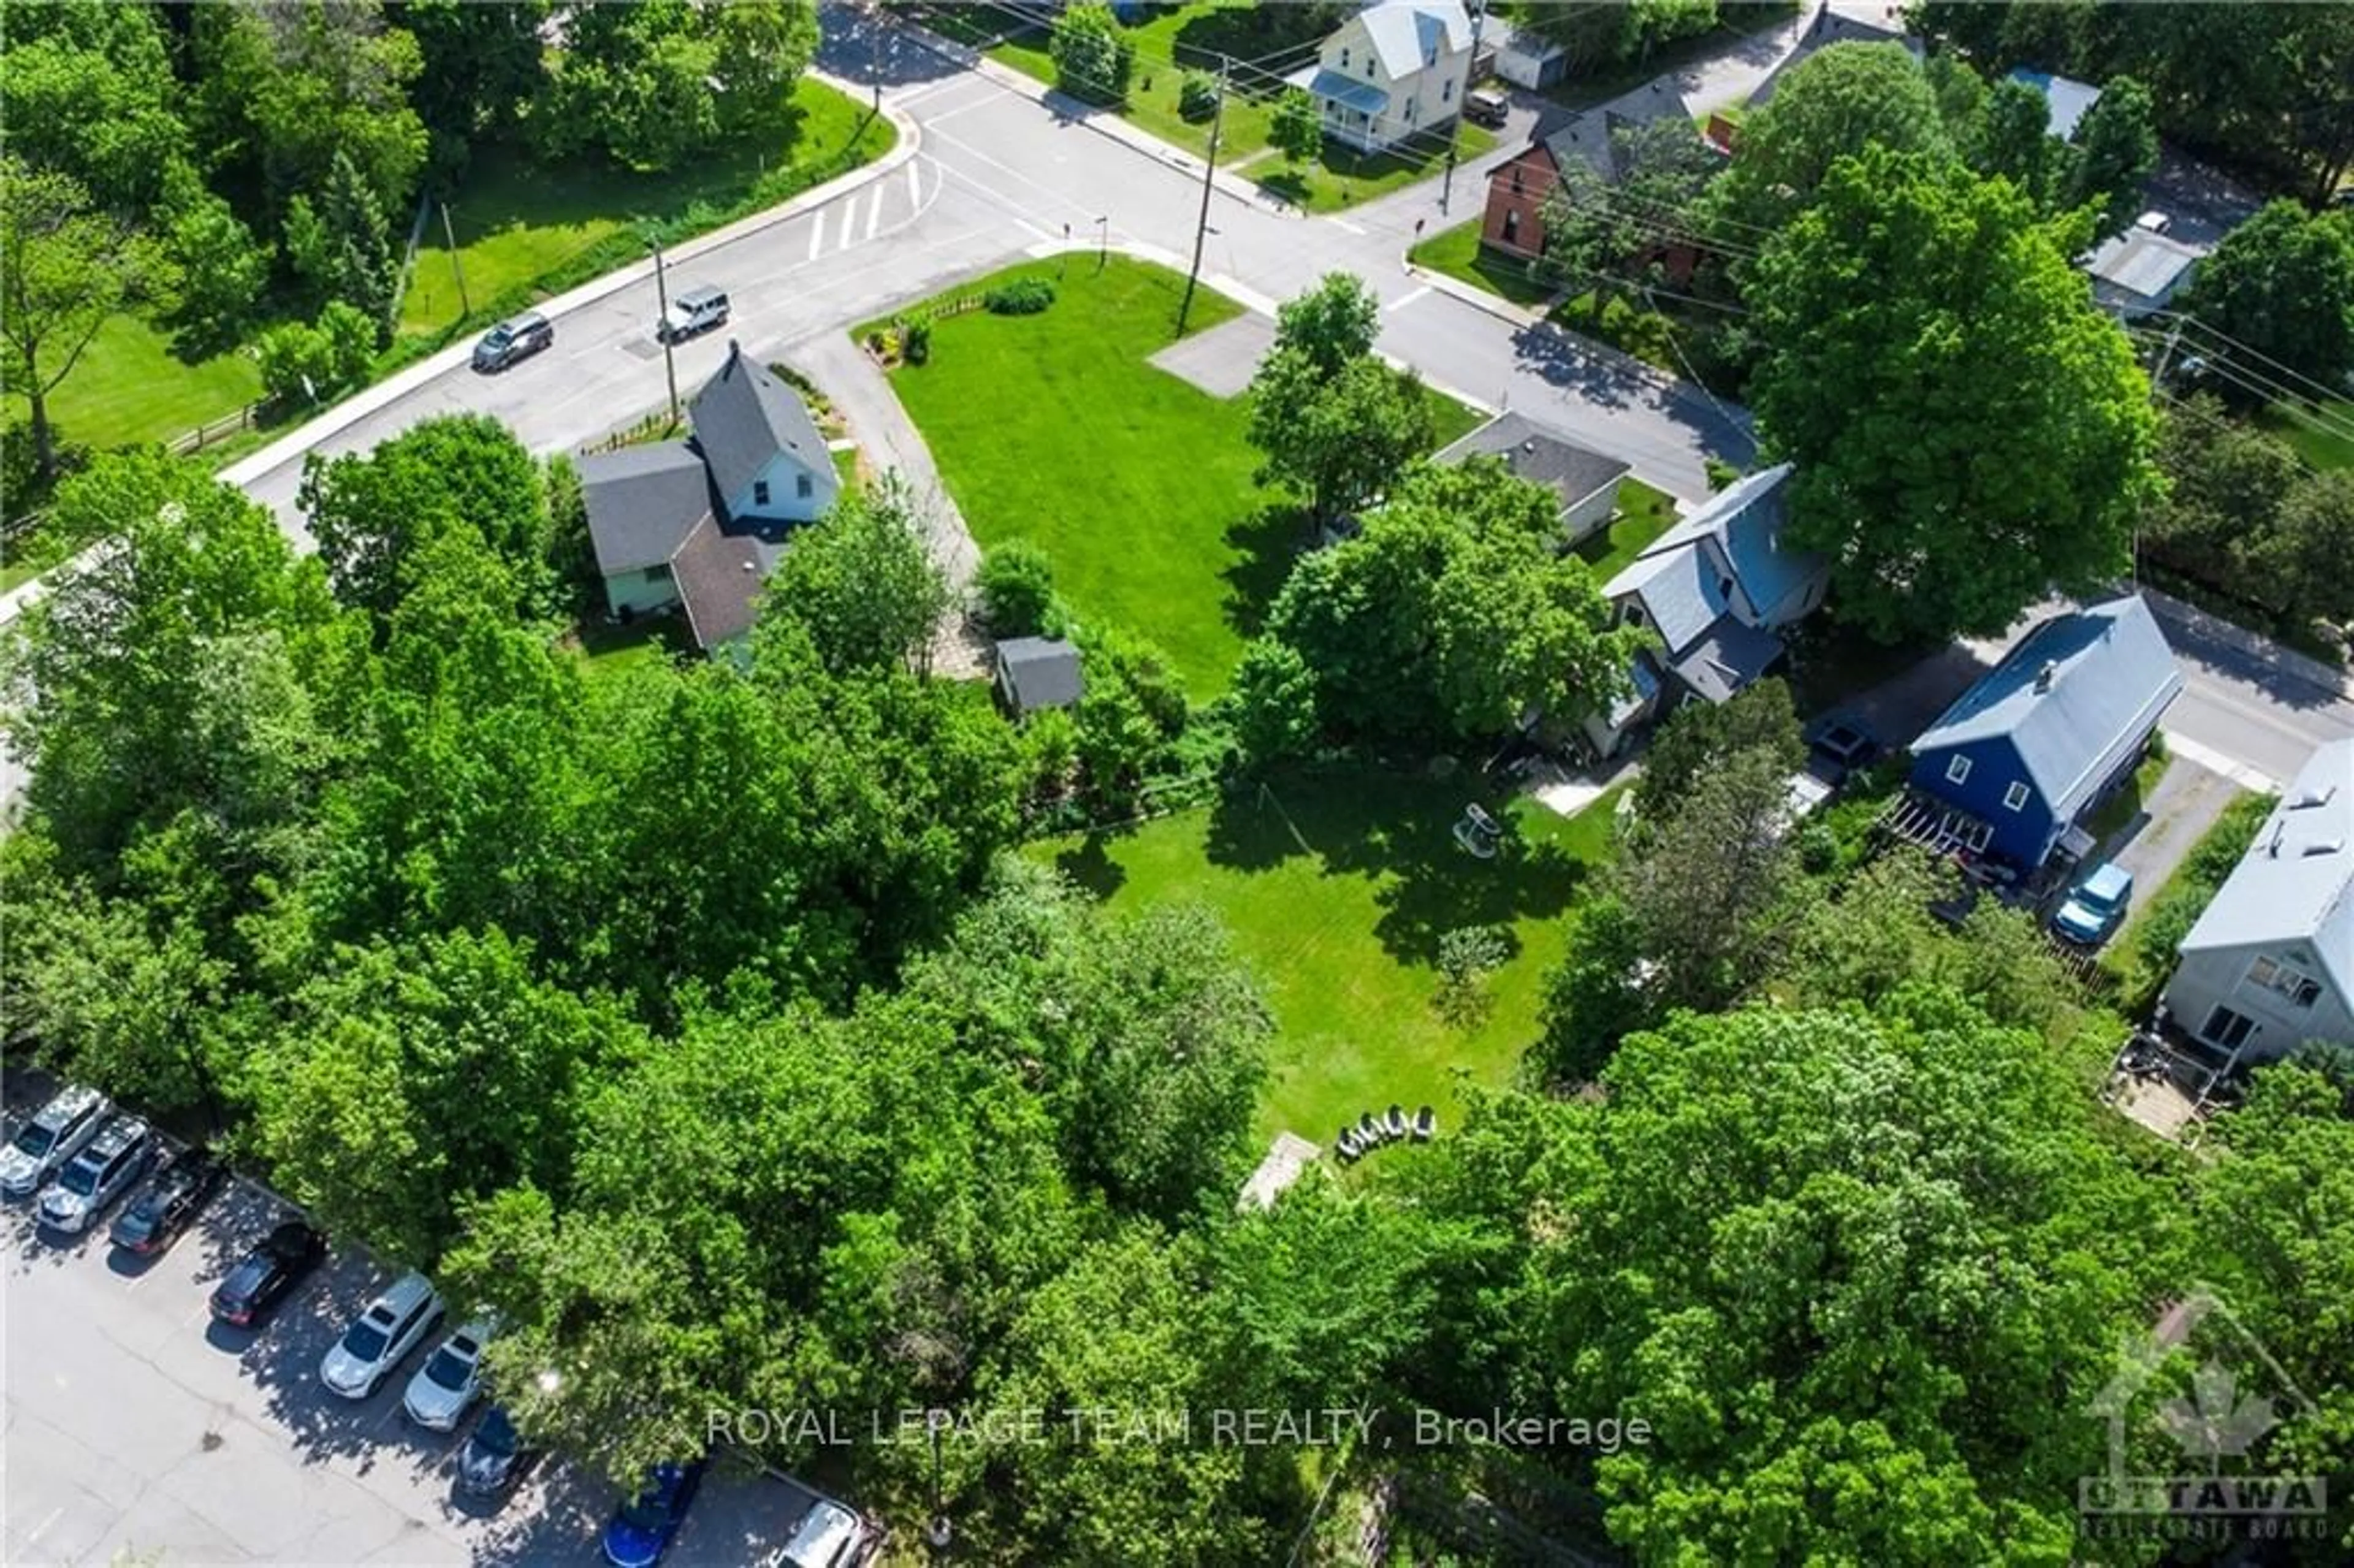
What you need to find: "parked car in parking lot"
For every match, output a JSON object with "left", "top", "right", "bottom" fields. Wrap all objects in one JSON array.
[
  {"left": 210, "top": 1219, "right": 328, "bottom": 1328},
  {"left": 403, "top": 1314, "right": 499, "bottom": 1429},
  {"left": 2052, "top": 861, "right": 2134, "bottom": 946},
  {"left": 110, "top": 1146, "right": 228, "bottom": 1257},
  {"left": 603, "top": 1460, "right": 708, "bottom": 1567},
  {"left": 37, "top": 1114, "right": 155, "bottom": 1234},
  {"left": 759, "top": 1485, "right": 871, "bottom": 1568},
  {"left": 321, "top": 1271, "right": 445, "bottom": 1399},
  {"left": 471, "top": 310, "right": 554, "bottom": 371},
  {"left": 1, "top": 1085, "right": 113, "bottom": 1199},
  {"left": 457, "top": 1404, "right": 535, "bottom": 1499}
]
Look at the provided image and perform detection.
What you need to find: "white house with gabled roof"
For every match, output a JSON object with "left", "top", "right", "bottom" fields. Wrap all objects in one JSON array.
[
  {"left": 2159, "top": 739, "right": 2354, "bottom": 1063},
  {"left": 1285, "top": 0, "right": 1472, "bottom": 155}
]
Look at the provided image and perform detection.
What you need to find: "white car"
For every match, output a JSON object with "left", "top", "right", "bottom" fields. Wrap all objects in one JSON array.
[
  {"left": 319, "top": 1272, "right": 444, "bottom": 1400},
  {"left": 0, "top": 1085, "right": 112, "bottom": 1199},
  {"left": 402, "top": 1314, "right": 500, "bottom": 1430}
]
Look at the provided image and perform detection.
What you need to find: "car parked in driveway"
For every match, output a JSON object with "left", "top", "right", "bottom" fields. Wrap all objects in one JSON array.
[
  {"left": 603, "top": 1460, "right": 707, "bottom": 1567},
  {"left": 2053, "top": 861, "right": 2135, "bottom": 946},
  {"left": 1807, "top": 716, "right": 1880, "bottom": 784},
  {"left": 403, "top": 1314, "right": 499, "bottom": 1430},
  {"left": 457, "top": 1404, "right": 535, "bottom": 1499},
  {"left": 471, "top": 310, "right": 554, "bottom": 372},
  {"left": 321, "top": 1271, "right": 445, "bottom": 1399},
  {"left": 37, "top": 1114, "right": 155, "bottom": 1235},
  {"left": 209, "top": 1219, "right": 327, "bottom": 1328},
  {"left": 1, "top": 1084, "right": 112, "bottom": 1200},
  {"left": 110, "top": 1146, "right": 228, "bottom": 1257},
  {"left": 759, "top": 1485, "right": 871, "bottom": 1568}
]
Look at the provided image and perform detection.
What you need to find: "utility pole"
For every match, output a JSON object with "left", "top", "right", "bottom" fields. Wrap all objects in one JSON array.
[
  {"left": 870, "top": 1, "right": 883, "bottom": 115},
  {"left": 1441, "top": 0, "right": 1487, "bottom": 217},
  {"left": 1176, "top": 55, "right": 1228, "bottom": 336},
  {"left": 650, "top": 238, "right": 680, "bottom": 422},
  {"left": 440, "top": 202, "right": 470, "bottom": 319},
  {"left": 1096, "top": 213, "right": 1109, "bottom": 272}
]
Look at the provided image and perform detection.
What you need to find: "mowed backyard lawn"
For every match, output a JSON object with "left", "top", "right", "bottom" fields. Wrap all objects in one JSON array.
[
  {"left": 1041, "top": 769, "right": 1622, "bottom": 1143},
  {"left": 6, "top": 311, "right": 264, "bottom": 455}
]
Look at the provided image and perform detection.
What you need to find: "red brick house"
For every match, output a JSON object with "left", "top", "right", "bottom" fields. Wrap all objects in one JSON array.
[{"left": 1480, "top": 79, "right": 1697, "bottom": 264}]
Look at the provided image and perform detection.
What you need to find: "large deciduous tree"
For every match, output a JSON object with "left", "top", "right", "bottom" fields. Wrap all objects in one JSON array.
[
  {"left": 2181, "top": 199, "right": 2354, "bottom": 392},
  {"left": 1612, "top": 740, "right": 1801, "bottom": 1009},
  {"left": 297, "top": 413, "right": 557, "bottom": 622},
  {"left": 758, "top": 475, "right": 952, "bottom": 678},
  {"left": 1536, "top": 118, "right": 1720, "bottom": 308},
  {"left": 1748, "top": 145, "right": 2158, "bottom": 642},
  {"left": 1246, "top": 272, "right": 1432, "bottom": 523},
  {"left": 1048, "top": 2, "right": 1135, "bottom": 107},
  {"left": 0, "top": 1, "right": 191, "bottom": 220},
  {"left": 1712, "top": 41, "right": 1952, "bottom": 231},
  {"left": 2061, "top": 75, "right": 2160, "bottom": 240},
  {"left": 0, "top": 159, "right": 176, "bottom": 484},
  {"left": 1260, "top": 461, "right": 1639, "bottom": 746}
]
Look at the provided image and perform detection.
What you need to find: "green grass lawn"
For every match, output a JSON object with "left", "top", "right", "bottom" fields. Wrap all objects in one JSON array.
[
  {"left": 1573, "top": 479, "right": 1678, "bottom": 582},
  {"left": 1408, "top": 220, "right": 1556, "bottom": 310},
  {"left": 3, "top": 312, "right": 265, "bottom": 455},
  {"left": 987, "top": 1, "right": 1495, "bottom": 213},
  {"left": 867, "top": 256, "right": 1256, "bottom": 695},
  {"left": 870, "top": 256, "right": 1490, "bottom": 697},
  {"left": 2262, "top": 398, "right": 2354, "bottom": 470},
  {"left": 1041, "top": 766, "right": 1623, "bottom": 1142},
  {"left": 399, "top": 78, "right": 895, "bottom": 341},
  {"left": 566, "top": 616, "right": 693, "bottom": 682}
]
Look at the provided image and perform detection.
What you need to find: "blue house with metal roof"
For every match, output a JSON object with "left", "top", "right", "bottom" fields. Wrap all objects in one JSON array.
[{"left": 1908, "top": 595, "right": 2183, "bottom": 868}]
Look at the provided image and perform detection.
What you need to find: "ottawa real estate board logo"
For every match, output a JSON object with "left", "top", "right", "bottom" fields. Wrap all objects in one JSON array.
[{"left": 2079, "top": 1288, "right": 2330, "bottom": 1541}]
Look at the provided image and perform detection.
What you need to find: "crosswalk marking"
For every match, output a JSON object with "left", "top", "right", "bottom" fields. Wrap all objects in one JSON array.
[{"left": 807, "top": 210, "right": 825, "bottom": 259}]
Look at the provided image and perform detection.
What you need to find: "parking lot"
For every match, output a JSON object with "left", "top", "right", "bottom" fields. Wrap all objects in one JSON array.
[{"left": 2, "top": 1153, "right": 842, "bottom": 1566}]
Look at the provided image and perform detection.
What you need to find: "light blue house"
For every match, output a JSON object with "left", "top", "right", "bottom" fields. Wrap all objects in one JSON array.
[{"left": 1908, "top": 595, "right": 2182, "bottom": 869}]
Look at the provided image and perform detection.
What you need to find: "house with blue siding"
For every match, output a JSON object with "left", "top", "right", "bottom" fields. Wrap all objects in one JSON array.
[{"left": 1907, "top": 595, "right": 2183, "bottom": 869}]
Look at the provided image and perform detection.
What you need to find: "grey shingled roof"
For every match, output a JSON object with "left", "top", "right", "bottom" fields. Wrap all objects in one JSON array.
[
  {"left": 1608, "top": 533, "right": 1735, "bottom": 657},
  {"left": 669, "top": 514, "right": 768, "bottom": 650},
  {"left": 1748, "top": 14, "right": 1922, "bottom": 108},
  {"left": 1670, "top": 615, "right": 1787, "bottom": 706},
  {"left": 2179, "top": 740, "right": 2354, "bottom": 1003},
  {"left": 1355, "top": 0, "right": 1471, "bottom": 78},
  {"left": 577, "top": 441, "right": 714, "bottom": 575},
  {"left": 997, "top": 636, "right": 1084, "bottom": 714},
  {"left": 688, "top": 344, "right": 829, "bottom": 519},
  {"left": 1434, "top": 413, "right": 1629, "bottom": 517},
  {"left": 1542, "top": 79, "right": 1696, "bottom": 183},
  {"left": 1913, "top": 595, "right": 2184, "bottom": 825}
]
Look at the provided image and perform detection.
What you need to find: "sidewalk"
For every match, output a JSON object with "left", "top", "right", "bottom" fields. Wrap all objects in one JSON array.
[{"left": 2143, "top": 586, "right": 2354, "bottom": 706}]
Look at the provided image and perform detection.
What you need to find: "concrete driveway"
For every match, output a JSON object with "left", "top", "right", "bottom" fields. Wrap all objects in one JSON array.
[{"left": 2095, "top": 755, "right": 2246, "bottom": 900}]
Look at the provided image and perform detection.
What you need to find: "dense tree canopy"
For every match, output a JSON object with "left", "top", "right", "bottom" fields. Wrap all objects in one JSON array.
[
  {"left": 1711, "top": 41, "right": 1953, "bottom": 232},
  {"left": 2180, "top": 200, "right": 2354, "bottom": 392},
  {"left": 1748, "top": 145, "right": 2159, "bottom": 641},
  {"left": 1259, "top": 460, "right": 1640, "bottom": 747}
]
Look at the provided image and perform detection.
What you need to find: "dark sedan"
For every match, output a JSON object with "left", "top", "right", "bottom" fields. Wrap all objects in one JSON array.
[
  {"left": 110, "top": 1147, "right": 227, "bottom": 1257},
  {"left": 457, "top": 1405, "right": 534, "bottom": 1499},
  {"left": 208, "top": 1219, "right": 327, "bottom": 1328}
]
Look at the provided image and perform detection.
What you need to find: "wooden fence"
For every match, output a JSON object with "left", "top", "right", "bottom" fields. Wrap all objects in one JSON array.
[{"left": 166, "top": 400, "right": 273, "bottom": 457}]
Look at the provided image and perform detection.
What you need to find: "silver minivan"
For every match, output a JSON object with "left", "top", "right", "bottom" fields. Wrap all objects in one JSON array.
[
  {"left": 658, "top": 284, "right": 731, "bottom": 343},
  {"left": 321, "top": 1271, "right": 446, "bottom": 1399}
]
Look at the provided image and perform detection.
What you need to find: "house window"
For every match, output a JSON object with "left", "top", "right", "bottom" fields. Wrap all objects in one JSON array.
[
  {"left": 753, "top": 480, "right": 771, "bottom": 506},
  {"left": 2244, "top": 955, "right": 2324, "bottom": 1009},
  {"left": 1510, "top": 167, "right": 1524, "bottom": 195},
  {"left": 1501, "top": 209, "right": 1521, "bottom": 246},
  {"left": 1442, "top": 78, "right": 1455, "bottom": 102},
  {"left": 1621, "top": 601, "right": 1644, "bottom": 628},
  {"left": 2002, "top": 781, "right": 2030, "bottom": 812},
  {"left": 2200, "top": 1005, "right": 2258, "bottom": 1052},
  {"left": 646, "top": 563, "right": 672, "bottom": 584},
  {"left": 1945, "top": 755, "right": 1971, "bottom": 786},
  {"left": 796, "top": 473, "right": 813, "bottom": 499},
  {"left": 1339, "top": 46, "right": 1349, "bottom": 70},
  {"left": 1406, "top": 97, "right": 1418, "bottom": 124}
]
